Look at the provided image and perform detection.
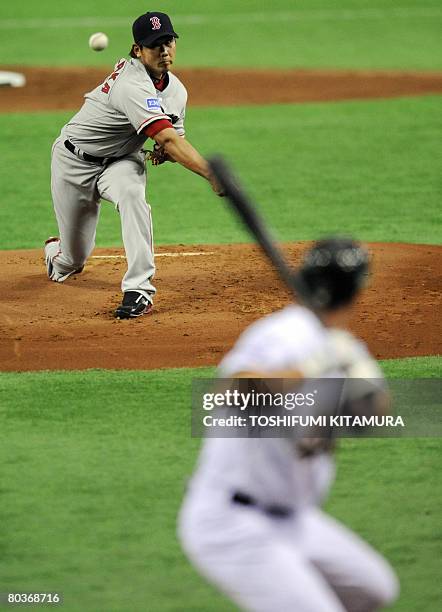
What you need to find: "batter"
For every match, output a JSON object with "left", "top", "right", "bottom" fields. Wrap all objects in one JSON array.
[
  {"left": 45, "top": 11, "right": 223, "bottom": 318},
  {"left": 179, "top": 239, "right": 399, "bottom": 612}
]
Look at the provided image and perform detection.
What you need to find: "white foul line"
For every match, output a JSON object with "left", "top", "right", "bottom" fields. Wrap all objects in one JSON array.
[
  {"left": 0, "top": 9, "right": 441, "bottom": 29},
  {"left": 92, "top": 251, "right": 214, "bottom": 259}
]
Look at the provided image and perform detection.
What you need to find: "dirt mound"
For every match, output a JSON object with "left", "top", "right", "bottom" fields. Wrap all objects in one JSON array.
[
  {"left": 1, "top": 242, "right": 440, "bottom": 372},
  {"left": 1, "top": 66, "right": 442, "bottom": 113}
]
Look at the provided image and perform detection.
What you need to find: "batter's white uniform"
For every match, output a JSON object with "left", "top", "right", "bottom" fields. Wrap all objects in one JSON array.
[
  {"left": 179, "top": 305, "right": 399, "bottom": 612},
  {"left": 49, "top": 57, "right": 186, "bottom": 300}
]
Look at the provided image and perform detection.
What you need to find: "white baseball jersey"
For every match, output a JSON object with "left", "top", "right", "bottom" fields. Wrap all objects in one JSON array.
[
  {"left": 190, "top": 305, "right": 370, "bottom": 510},
  {"left": 62, "top": 58, "right": 187, "bottom": 158},
  {"left": 180, "top": 306, "right": 398, "bottom": 611}
]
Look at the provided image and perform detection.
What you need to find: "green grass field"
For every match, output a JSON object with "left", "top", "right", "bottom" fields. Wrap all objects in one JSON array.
[
  {"left": 0, "top": 0, "right": 440, "bottom": 609},
  {"left": 0, "top": 358, "right": 441, "bottom": 611},
  {"left": 1, "top": 95, "right": 441, "bottom": 249},
  {"left": 1, "top": 1, "right": 441, "bottom": 70}
]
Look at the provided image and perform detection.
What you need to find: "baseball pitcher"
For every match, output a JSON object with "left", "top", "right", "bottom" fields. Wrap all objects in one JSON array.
[{"left": 45, "top": 11, "right": 223, "bottom": 318}]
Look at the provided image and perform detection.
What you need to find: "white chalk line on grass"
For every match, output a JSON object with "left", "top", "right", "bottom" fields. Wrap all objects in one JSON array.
[
  {"left": 92, "top": 251, "right": 214, "bottom": 260},
  {"left": 1, "top": 8, "right": 441, "bottom": 29}
]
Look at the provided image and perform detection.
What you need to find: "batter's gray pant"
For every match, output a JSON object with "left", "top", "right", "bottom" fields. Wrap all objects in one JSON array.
[
  {"left": 179, "top": 486, "right": 399, "bottom": 612},
  {"left": 50, "top": 138, "right": 156, "bottom": 300}
]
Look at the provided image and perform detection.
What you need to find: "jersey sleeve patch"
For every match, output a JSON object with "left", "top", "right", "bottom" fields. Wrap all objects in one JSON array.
[{"left": 146, "top": 98, "right": 161, "bottom": 109}]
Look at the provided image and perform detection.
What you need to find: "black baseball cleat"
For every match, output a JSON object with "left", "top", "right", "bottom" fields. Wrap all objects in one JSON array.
[{"left": 114, "top": 291, "right": 153, "bottom": 319}]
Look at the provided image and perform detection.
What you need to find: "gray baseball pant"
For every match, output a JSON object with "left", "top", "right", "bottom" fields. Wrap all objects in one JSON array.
[{"left": 49, "top": 137, "right": 156, "bottom": 300}]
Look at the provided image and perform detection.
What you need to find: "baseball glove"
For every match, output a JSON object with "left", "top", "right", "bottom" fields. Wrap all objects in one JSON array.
[{"left": 146, "top": 144, "right": 175, "bottom": 166}]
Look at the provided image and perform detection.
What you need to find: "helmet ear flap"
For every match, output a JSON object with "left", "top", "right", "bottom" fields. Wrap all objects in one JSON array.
[{"left": 305, "top": 279, "right": 333, "bottom": 310}]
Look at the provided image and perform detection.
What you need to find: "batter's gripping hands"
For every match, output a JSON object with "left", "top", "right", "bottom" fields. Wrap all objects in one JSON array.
[{"left": 298, "top": 329, "right": 381, "bottom": 379}]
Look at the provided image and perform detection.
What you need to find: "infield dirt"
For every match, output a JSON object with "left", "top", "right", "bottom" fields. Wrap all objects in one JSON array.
[
  {"left": 1, "top": 65, "right": 442, "bottom": 112},
  {"left": 1, "top": 242, "right": 441, "bottom": 371}
]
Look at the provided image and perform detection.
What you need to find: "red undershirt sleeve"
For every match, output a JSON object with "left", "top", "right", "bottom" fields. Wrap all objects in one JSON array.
[{"left": 144, "top": 119, "right": 173, "bottom": 139}]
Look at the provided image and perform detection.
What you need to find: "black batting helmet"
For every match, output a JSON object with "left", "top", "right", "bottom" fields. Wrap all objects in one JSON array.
[{"left": 297, "top": 237, "right": 369, "bottom": 311}]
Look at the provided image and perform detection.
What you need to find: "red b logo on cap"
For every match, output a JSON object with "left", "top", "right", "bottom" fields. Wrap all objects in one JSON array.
[{"left": 150, "top": 16, "right": 161, "bottom": 30}]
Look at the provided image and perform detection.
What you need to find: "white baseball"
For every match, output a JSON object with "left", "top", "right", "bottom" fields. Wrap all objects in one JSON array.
[{"left": 88, "top": 32, "right": 109, "bottom": 52}]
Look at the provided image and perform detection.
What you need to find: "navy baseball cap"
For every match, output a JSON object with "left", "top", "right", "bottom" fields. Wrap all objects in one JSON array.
[{"left": 132, "top": 12, "right": 179, "bottom": 47}]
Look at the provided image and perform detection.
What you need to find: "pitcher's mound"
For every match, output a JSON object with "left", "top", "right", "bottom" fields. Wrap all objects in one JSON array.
[{"left": 0, "top": 242, "right": 440, "bottom": 371}]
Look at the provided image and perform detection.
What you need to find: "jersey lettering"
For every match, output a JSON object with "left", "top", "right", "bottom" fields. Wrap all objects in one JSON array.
[{"left": 101, "top": 60, "right": 126, "bottom": 95}]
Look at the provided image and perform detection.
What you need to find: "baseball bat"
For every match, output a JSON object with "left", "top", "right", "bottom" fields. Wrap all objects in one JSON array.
[{"left": 208, "top": 155, "right": 308, "bottom": 300}]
